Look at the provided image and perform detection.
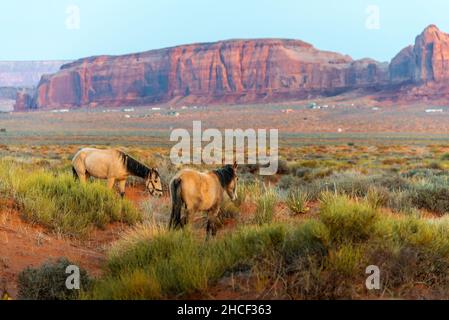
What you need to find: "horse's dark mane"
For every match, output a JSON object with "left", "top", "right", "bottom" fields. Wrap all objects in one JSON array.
[
  {"left": 213, "top": 165, "right": 236, "bottom": 188},
  {"left": 120, "top": 152, "right": 151, "bottom": 179}
]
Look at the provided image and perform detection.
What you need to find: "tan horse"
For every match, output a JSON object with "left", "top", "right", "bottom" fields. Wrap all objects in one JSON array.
[
  {"left": 169, "top": 162, "right": 239, "bottom": 237},
  {"left": 72, "top": 148, "right": 163, "bottom": 198}
]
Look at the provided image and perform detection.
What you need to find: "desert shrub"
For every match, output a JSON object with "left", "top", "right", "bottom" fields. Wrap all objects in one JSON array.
[
  {"left": 365, "top": 186, "right": 390, "bottom": 209},
  {"left": 309, "top": 171, "right": 408, "bottom": 200},
  {"left": 254, "top": 188, "right": 278, "bottom": 225},
  {"left": 387, "top": 190, "right": 414, "bottom": 214},
  {"left": 319, "top": 193, "right": 378, "bottom": 244},
  {"left": 278, "top": 174, "right": 301, "bottom": 190},
  {"left": 86, "top": 212, "right": 449, "bottom": 300},
  {"left": 307, "top": 168, "right": 334, "bottom": 181},
  {"left": 426, "top": 161, "right": 444, "bottom": 170},
  {"left": 370, "top": 174, "right": 409, "bottom": 190},
  {"left": 153, "top": 157, "right": 177, "bottom": 193},
  {"left": 300, "top": 160, "right": 319, "bottom": 168},
  {"left": 220, "top": 199, "right": 240, "bottom": 220},
  {"left": 18, "top": 258, "right": 91, "bottom": 300},
  {"left": 314, "top": 171, "right": 372, "bottom": 197},
  {"left": 233, "top": 182, "right": 247, "bottom": 207},
  {"left": 403, "top": 169, "right": 443, "bottom": 179},
  {"left": 441, "top": 153, "right": 449, "bottom": 161},
  {"left": 286, "top": 189, "right": 310, "bottom": 215},
  {"left": 282, "top": 220, "right": 329, "bottom": 261},
  {"left": 20, "top": 173, "right": 140, "bottom": 236},
  {"left": 88, "top": 224, "right": 290, "bottom": 300},
  {"left": 408, "top": 176, "right": 449, "bottom": 215},
  {"left": 293, "top": 167, "right": 313, "bottom": 178},
  {"left": 244, "top": 181, "right": 265, "bottom": 202},
  {"left": 325, "top": 245, "right": 364, "bottom": 277},
  {"left": 0, "top": 160, "right": 140, "bottom": 236},
  {"left": 276, "top": 159, "right": 290, "bottom": 175},
  {"left": 382, "top": 158, "right": 407, "bottom": 166}
]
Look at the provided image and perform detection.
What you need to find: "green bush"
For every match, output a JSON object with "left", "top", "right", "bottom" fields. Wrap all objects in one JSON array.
[
  {"left": 387, "top": 190, "right": 414, "bottom": 213},
  {"left": 278, "top": 174, "right": 301, "bottom": 190},
  {"left": 310, "top": 172, "right": 409, "bottom": 199},
  {"left": 319, "top": 193, "right": 378, "bottom": 244},
  {"left": 0, "top": 160, "right": 141, "bottom": 236},
  {"left": 408, "top": 176, "right": 449, "bottom": 215},
  {"left": 365, "top": 186, "right": 390, "bottom": 209},
  {"left": 18, "top": 258, "right": 91, "bottom": 300},
  {"left": 88, "top": 224, "right": 290, "bottom": 300}
]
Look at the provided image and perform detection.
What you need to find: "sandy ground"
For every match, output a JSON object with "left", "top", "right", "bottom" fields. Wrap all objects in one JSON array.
[{"left": 0, "top": 186, "right": 148, "bottom": 299}]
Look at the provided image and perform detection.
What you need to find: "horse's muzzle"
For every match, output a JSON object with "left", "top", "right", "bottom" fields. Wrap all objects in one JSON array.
[{"left": 149, "top": 188, "right": 164, "bottom": 198}]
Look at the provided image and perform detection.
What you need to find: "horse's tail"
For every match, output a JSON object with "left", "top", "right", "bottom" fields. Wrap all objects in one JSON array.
[
  {"left": 72, "top": 167, "right": 79, "bottom": 180},
  {"left": 169, "top": 178, "right": 183, "bottom": 230}
]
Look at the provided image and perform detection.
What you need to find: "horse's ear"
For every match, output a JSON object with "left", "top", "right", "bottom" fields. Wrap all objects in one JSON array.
[{"left": 233, "top": 161, "right": 238, "bottom": 170}]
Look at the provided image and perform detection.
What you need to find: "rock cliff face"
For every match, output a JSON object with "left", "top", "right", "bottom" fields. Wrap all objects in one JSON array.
[
  {"left": 390, "top": 25, "right": 449, "bottom": 84},
  {"left": 16, "top": 25, "right": 449, "bottom": 111},
  {"left": 27, "top": 39, "right": 388, "bottom": 110}
]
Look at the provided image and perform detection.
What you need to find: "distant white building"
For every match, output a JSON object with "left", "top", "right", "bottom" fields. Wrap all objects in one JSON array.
[
  {"left": 152, "top": 107, "right": 161, "bottom": 111},
  {"left": 123, "top": 108, "right": 135, "bottom": 112},
  {"left": 425, "top": 109, "right": 444, "bottom": 113}
]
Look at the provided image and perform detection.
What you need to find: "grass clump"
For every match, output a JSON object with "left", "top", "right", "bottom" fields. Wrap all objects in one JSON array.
[
  {"left": 286, "top": 189, "right": 310, "bottom": 215},
  {"left": 18, "top": 258, "right": 91, "bottom": 300},
  {"left": 254, "top": 188, "right": 278, "bottom": 225},
  {"left": 87, "top": 223, "right": 292, "bottom": 300},
  {"left": 85, "top": 202, "right": 449, "bottom": 300},
  {"left": 0, "top": 160, "right": 141, "bottom": 237},
  {"left": 319, "top": 193, "right": 378, "bottom": 244}
]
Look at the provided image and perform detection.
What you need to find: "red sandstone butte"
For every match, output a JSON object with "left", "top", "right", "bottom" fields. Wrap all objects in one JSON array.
[
  {"left": 390, "top": 25, "right": 449, "bottom": 83},
  {"left": 15, "top": 25, "right": 449, "bottom": 111},
  {"left": 26, "top": 39, "right": 388, "bottom": 110}
]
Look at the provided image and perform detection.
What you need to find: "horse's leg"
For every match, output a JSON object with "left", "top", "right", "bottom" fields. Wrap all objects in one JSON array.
[
  {"left": 206, "top": 206, "right": 220, "bottom": 239},
  {"left": 107, "top": 178, "right": 116, "bottom": 190},
  {"left": 118, "top": 180, "right": 127, "bottom": 198},
  {"left": 79, "top": 173, "right": 88, "bottom": 184}
]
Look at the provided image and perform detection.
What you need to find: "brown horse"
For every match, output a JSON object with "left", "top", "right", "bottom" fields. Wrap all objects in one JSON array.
[
  {"left": 72, "top": 148, "right": 163, "bottom": 198},
  {"left": 169, "top": 162, "right": 239, "bottom": 237}
]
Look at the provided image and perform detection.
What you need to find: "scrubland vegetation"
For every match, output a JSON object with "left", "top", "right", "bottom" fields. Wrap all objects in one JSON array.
[
  {"left": 4, "top": 143, "right": 449, "bottom": 299},
  {"left": 0, "top": 159, "right": 140, "bottom": 237},
  {"left": 85, "top": 193, "right": 449, "bottom": 300}
]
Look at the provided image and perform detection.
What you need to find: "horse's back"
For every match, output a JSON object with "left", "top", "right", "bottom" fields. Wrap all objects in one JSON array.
[
  {"left": 174, "top": 169, "right": 221, "bottom": 211},
  {"left": 73, "top": 148, "right": 125, "bottom": 179}
]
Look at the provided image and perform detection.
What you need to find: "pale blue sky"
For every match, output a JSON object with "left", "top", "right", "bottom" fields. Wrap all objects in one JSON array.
[{"left": 1, "top": 0, "right": 449, "bottom": 62}]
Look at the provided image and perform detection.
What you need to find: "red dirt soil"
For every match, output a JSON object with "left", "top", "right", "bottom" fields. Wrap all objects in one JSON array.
[{"left": 0, "top": 186, "right": 148, "bottom": 299}]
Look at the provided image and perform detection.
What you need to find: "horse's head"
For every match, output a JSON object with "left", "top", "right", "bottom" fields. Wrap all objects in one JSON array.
[
  {"left": 225, "top": 161, "right": 239, "bottom": 202},
  {"left": 146, "top": 169, "right": 163, "bottom": 197}
]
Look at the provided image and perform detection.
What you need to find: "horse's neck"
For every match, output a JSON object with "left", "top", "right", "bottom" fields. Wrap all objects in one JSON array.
[{"left": 124, "top": 156, "right": 150, "bottom": 179}]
